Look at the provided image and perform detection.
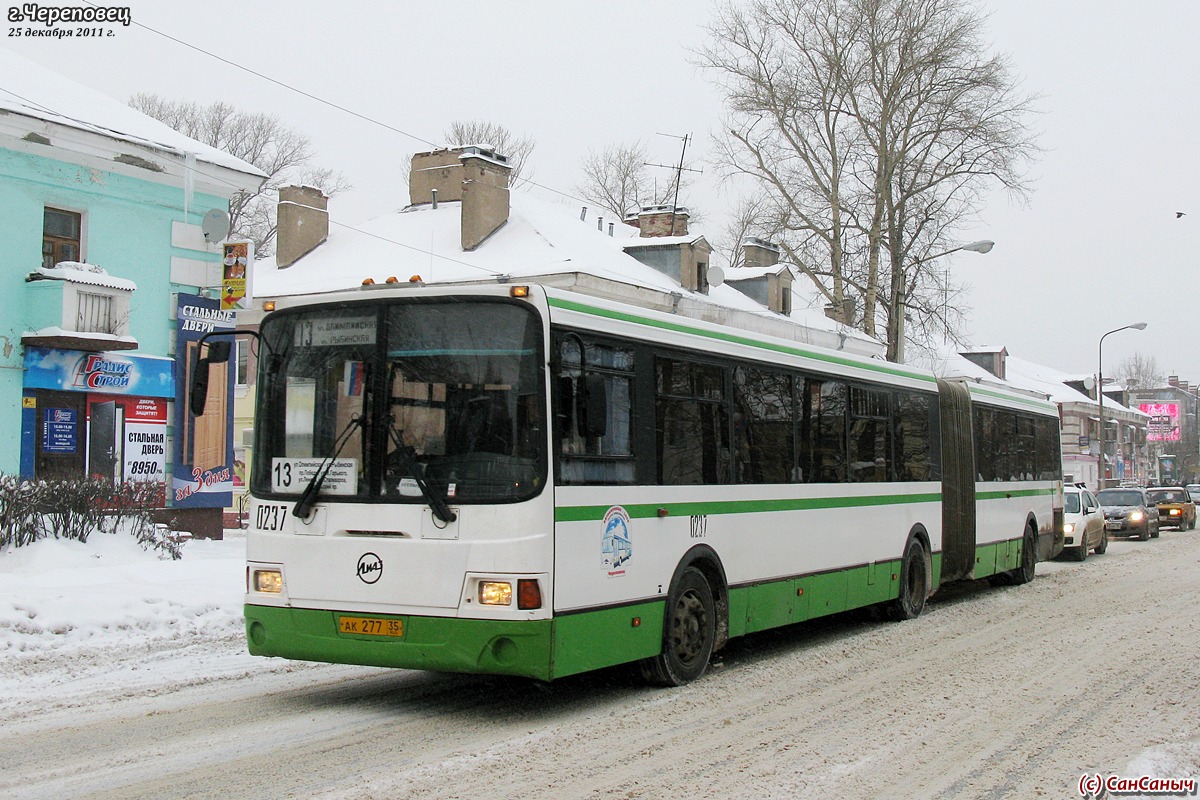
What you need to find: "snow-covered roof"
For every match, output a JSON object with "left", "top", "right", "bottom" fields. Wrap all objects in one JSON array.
[
  {"left": 918, "top": 342, "right": 1144, "bottom": 417},
  {"left": 252, "top": 191, "right": 883, "bottom": 355},
  {"left": 0, "top": 47, "right": 265, "bottom": 181},
  {"left": 29, "top": 262, "right": 136, "bottom": 292},
  {"left": 724, "top": 265, "right": 793, "bottom": 280}
]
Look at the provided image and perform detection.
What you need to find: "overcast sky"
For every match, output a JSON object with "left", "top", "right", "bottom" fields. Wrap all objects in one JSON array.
[{"left": 5, "top": 0, "right": 1198, "bottom": 382}]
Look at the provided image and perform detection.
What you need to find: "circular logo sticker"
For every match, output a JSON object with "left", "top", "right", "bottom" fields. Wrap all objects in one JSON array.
[{"left": 356, "top": 552, "right": 383, "bottom": 584}]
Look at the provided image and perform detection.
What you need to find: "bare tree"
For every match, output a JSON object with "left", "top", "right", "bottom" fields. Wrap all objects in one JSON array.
[
  {"left": 1115, "top": 353, "right": 1165, "bottom": 391},
  {"left": 130, "top": 94, "right": 350, "bottom": 257},
  {"left": 698, "top": 0, "right": 1038, "bottom": 360},
  {"left": 443, "top": 120, "right": 535, "bottom": 185},
  {"left": 575, "top": 140, "right": 696, "bottom": 222}
]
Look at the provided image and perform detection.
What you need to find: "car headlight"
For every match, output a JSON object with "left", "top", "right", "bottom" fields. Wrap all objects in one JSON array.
[
  {"left": 1130, "top": 510, "right": 1145, "bottom": 522},
  {"left": 1169, "top": 509, "right": 1181, "bottom": 516}
]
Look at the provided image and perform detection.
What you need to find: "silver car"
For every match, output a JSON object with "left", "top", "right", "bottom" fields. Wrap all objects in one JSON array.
[{"left": 1062, "top": 486, "right": 1107, "bottom": 560}]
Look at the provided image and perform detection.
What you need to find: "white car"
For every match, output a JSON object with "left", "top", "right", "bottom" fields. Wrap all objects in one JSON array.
[{"left": 1062, "top": 486, "right": 1107, "bottom": 561}]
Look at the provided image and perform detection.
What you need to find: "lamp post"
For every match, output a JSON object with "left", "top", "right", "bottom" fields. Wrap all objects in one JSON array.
[
  {"left": 1097, "top": 322, "right": 1148, "bottom": 489},
  {"left": 891, "top": 240, "right": 994, "bottom": 363}
]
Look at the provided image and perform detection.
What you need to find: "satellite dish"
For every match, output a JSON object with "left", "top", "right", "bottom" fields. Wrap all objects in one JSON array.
[
  {"left": 201, "top": 208, "right": 231, "bottom": 241},
  {"left": 707, "top": 265, "right": 725, "bottom": 287}
]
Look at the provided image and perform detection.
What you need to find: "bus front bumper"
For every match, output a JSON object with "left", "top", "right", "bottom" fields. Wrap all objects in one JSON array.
[{"left": 245, "top": 604, "right": 555, "bottom": 681}]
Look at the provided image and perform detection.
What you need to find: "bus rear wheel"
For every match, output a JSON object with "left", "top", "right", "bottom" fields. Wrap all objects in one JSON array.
[
  {"left": 641, "top": 567, "right": 715, "bottom": 686},
  {"left": 887, "top": 537, "right": 930, "bottom": 621}
]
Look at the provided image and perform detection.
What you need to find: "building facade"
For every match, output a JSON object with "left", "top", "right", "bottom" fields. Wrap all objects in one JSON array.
[
  {"left": 0, "top": 50, "right": 263, "bottom": 533},
  {"left": 1128, "top": 377, "right": 1200, "bottom": 486}
]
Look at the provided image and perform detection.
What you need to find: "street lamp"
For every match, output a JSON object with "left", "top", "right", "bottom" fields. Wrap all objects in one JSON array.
[
  {"left": 1097, "top": 322, "right": 1148, "bottom": 489},
  {"left": 892, "top": 240, "right": 995, "bottom": 363}
]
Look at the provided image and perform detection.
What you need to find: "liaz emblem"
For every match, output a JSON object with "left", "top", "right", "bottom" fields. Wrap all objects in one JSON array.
[{"left": 356, "top": 552, "right": 383, "bottom": 584}]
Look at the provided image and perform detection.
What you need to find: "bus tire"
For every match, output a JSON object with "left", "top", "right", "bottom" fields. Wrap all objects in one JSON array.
[
  {"left": 1010, "top": 525, "right": 1037, "bottom": 585},
  {"left": 640, "top": 567, "right": 715, "bottom": 686},
  {"left": 887, "top": 537, "right": 931, "bottom": 621}
]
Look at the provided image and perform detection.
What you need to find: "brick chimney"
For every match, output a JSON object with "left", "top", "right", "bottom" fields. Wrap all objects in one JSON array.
[
  {"left": 960, "top": 347, "right": 1008, "bottom": 380},
  {"left": 631, "top": 205, "right": 689, "bottom": 238},
  {"left": 741, "top": 237, "right": 780, "bottom": 268},
  {"left": 726, "top": 239, "right": 792, "bottom": 314},
  {"left": 409, "top": 145, "right": 511, "bottom": 251},
  {"left": 275, "top": 185, "right": 328, "bottom": 268}
]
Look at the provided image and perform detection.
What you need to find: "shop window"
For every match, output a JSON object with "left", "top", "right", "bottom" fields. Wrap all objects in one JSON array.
[{"left": 43, "top": 208, "right": 81, "bottom": 268}]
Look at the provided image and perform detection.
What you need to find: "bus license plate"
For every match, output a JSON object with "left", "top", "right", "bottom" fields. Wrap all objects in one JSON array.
[{"left": 338, "top": 616, "right": 404, "bottom": 637}]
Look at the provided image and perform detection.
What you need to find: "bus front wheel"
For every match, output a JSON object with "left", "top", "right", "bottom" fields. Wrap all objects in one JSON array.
[
  {"left": 641, "top": 567, "right": 716, "bottom": 686},
  {"left": 887, "top": 537, "right": 931, "bottom": 621},
  {"left": 1010, "top": 525, "right": 1037, "bottom": 585}
]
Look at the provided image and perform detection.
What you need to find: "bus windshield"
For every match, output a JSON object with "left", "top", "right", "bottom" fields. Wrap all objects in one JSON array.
[{"left": 252, "top": 298, "right": 546, "bottom": 505}]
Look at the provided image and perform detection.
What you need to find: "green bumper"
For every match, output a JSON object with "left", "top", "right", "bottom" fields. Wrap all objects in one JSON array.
[{"left": 245, "top": 604, "right": 556, "bottom": 680}]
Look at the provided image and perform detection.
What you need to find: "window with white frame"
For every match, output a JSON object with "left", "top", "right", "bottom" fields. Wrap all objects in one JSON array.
[{"left": 43, "top": 208, "right": 81, "bottom": 268}]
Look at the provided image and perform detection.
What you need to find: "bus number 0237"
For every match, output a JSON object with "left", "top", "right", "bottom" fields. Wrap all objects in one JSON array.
[
  {"left": 690, "top": 515, "right": 707, "bottom": 538},
  {"left": 256, "top": 504, "right": 288, "bottom": 532}
]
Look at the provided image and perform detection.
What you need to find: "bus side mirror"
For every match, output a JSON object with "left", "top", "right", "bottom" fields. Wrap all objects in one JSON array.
[
  {"left": 190, "top": 357, "right": 210, "bottom": 416},
  {"left": 206, "top": 340, "right": 232, "bottom": 364},
  {"left": 556, "top": 376, "right": 574, "bottom": 436},
  {"left": 189, "top": 340, "right": 232, "bottom": 416},
  {"left": 581, "top": 374, "right": 608, "bottom": 439}
]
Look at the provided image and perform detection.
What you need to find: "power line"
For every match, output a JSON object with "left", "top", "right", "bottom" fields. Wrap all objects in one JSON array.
[{"left": 78, "top": 0, "right": 591, "bottom": 208}]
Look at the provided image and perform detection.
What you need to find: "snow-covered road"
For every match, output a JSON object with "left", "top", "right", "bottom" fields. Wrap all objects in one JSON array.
[{"left": 3, "top": 530, "right": 1200, "bottom": 799}]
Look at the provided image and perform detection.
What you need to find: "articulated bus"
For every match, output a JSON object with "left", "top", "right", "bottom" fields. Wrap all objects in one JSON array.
[{"left": 216, "top": 281, "right": 1063, "bottom": 685}]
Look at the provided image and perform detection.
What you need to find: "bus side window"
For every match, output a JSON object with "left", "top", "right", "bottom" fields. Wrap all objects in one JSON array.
[{"left": 556, "top": 335, "right": 635, "bottom": 485}]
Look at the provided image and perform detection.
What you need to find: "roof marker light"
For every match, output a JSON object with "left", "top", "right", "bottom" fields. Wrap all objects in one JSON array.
[
  {"left": 385, "top": 276, "right": 399, "bottom": 284},
  {"left": 510, "top": 285, "right": 530, "bottom": 298},
  {"left": 362, "top": 277, "right": 375, "bottom": 286}
]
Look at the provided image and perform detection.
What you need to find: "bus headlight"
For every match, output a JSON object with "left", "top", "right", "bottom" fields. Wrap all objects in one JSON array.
[
  {"left": 1063, "top": 522, "right": 1075, "bottom": 534},
  {"left": 254, "top": 569, "right": 283, "bottom": 594},
  {"left": 478, "top": 581, "right": 512, "bottom": 605}
]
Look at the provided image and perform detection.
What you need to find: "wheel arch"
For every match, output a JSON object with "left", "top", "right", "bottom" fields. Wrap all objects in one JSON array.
[
  {"left": 668, "top": 544, "right": 730, "bottom": 651},
  {"left": 905, "top": 522, "right": 934, "bottom": 587}
]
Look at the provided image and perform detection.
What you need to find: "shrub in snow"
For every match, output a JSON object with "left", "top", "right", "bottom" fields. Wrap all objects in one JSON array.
[
  {"left": 0, "top": 478, "right": 183, "bottom": 560},
  {"left": 0, "top": 475, "right": 43, "bottom": 547}
]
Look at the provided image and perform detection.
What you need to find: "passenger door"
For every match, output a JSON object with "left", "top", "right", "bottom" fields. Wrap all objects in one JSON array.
[{"left": 1081, "top": 490, "right": 1101, "bottom": 546}]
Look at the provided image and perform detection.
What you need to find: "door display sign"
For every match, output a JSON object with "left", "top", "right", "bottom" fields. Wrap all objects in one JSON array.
[
  {"left": 87, "top": 394, "right": 168, "bottom": 483},
  {"left": 43, "top": 408, "right": 78, "bottom": 454},
  {"left": 173, "top": 293, "right": 234, "bottom": 508}
]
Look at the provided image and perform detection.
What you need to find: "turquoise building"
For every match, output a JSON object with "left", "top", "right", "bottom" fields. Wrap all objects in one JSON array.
[{"left": 0, "top": 49, "right": 263, "bottom": 530}]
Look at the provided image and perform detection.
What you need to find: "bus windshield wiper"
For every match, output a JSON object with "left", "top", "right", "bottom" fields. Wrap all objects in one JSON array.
[
  {"left": 386, "top": 419, "right": 457, "bottom": 524},
  {"left": 292, "top": 414, "right": 364, "bottom": 520}
]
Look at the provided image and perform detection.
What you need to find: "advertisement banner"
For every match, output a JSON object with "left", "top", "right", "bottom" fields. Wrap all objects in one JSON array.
[
  {"left": 1140, "top": 403, "right": 1181, "bottom": 442},
  {"left": 172, "top": 294, "right": 234, "bottom": 508},
  {"left": 24, "top": 347, "right": 175, "bottom": 397},
  {"left": 221, "top": 240, "right": 253, "bottom": 311}
]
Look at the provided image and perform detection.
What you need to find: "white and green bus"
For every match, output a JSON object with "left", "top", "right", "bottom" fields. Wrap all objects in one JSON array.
[{"left": 223, "top": 281, "right": 1063, "bottom": 685}]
